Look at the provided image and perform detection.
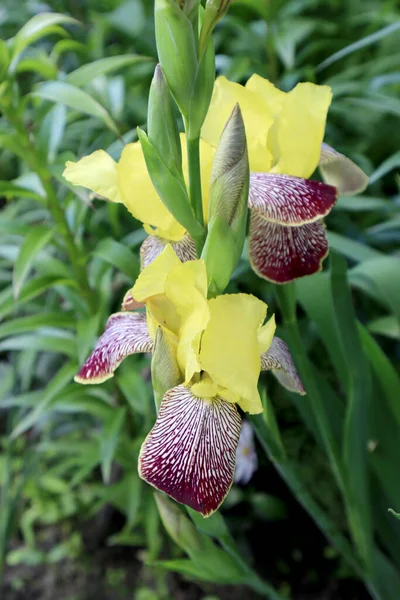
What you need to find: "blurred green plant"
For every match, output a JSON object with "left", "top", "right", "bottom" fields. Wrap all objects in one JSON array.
[{"left": 0, "top": 1, "right": 400, "bottom": 599}]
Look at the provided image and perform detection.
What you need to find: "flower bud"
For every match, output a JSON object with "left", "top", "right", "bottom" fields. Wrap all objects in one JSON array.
[
  {"left": 148, "top": 64, "right": 183, "bottom": 178},
  {"left": 186, "top": 7, "right": 215, "bottom": 138},
  {"left": 155, "top": 0, "right": 198, "bottom": 119},
  {"left": 151, "top": 327, "right": 181, "bottom": 410},
  {"left": 180, "top": 0, "right": 201, "bottom": 25},
  {"left": 154, "top": 492, "right": 207, "bottom": 554},
  {"left": 201, "top": 104, "right": 249, "bottom": 295},
  {"left": 199, "top": 0, "right": 233, "bottom": 56}
]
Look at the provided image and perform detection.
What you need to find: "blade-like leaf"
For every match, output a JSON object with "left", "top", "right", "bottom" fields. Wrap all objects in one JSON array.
[
  {"left": 31, "top": 82, "right": 119, "bottom": 135},
  {"left": 94, "top": 238, "right": 140, "bottom": 282},
  {"left": 66, "top": 55, "right": 154, "bottom": 87},
  {"left": 13, "top": 226, "right": 54, "bottom": 299}
]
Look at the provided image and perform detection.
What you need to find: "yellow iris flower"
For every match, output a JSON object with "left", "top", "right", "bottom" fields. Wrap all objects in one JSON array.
[
  {"left": 63, "top": 134, "right": 214, "bottom": 242},
  {"left": 131, "top": 244, "right": 275, "bottom": 414},
  {"left": 74, "top": 246, "right": 304, "bottom": 516},
  {"left": 202, "top": 74, "right": 332, "bottom": 178}
]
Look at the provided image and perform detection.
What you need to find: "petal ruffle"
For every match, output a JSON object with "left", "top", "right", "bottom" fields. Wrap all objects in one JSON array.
[
  {"left": 140, "top": 234, "right": 197, "bottom": 270},
  {"left": 319, "top": 143, "right": 369, "bottom": 195},
  {"left": 249, "top": 173, "right": 337, "bottom": 225},
  {"left": 249, "top": 212, "right": 328, "bottom": 284},
  {"left": 75, "top": 312, "right": 153, "bottom": 384},
  {"left": 63, "top": 150, "right": 122, "bottom": 203},
  {"left": 261, "top": 336, "right": 305, "bottom": 395},
  {"left": 139, "top": 385, "right": 242, "bottom": 517}
]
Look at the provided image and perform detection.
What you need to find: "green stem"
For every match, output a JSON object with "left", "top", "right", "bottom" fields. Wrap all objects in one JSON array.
[
  {"left": 186, "top": 135, "right": 204, "bottom": 228},
  {"left": 5, "top": 109, "right": 96, "bottom": 313}
]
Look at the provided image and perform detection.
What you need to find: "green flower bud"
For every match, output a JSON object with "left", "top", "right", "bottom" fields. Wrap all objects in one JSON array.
[
  {"left": 155, "top": 0, "right": 198, "bottom": 119},
  {"left": 201, "top": 104, "right": 249, "bottom": 295},
  {"left": 186, "top": 7, "right": 215, "bottom": 139},
  {"left": 179, "top": 0, "right": 201, "bottom": 25},
  {"left": 148, "top": 64, "right": 182, "bottom": 178},
  {"left": 154, "top": 493, "right": 208, "bottom": 554},
  {"left": 199, "top": 0, "right": 233, "bottom": 56},
  {"left": 137, "top": 127, "right": 204, "bottom": 244},
  {"left": 151, "top": 327, "right": 181, "bottom": 410}
]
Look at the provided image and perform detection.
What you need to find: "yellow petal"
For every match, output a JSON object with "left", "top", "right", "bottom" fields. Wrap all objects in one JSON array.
[
  {"left": 117, "top": 142, "right": 185, "bottom": 240},
  {"left": 132, "top": 245, "right": 181, "bottom": 302},
  {"left": 199, "top": 294, "right": 266, "bottom": 414},
  {"left": 181, "top": 134, "right": 215, "bottom": 223},
  {"left": 246, "top": 74, "right": 286, "bottom": 116},
  {"left": 258, "top": 314, "right": 276, "bottom": 354},
  {"left": 63, "top": 150, "right": 122, "bottom": 203},
  {"left": 191, "top": 374, "right": 218, "bottom": 399},
  {"left": 165, "top": 260, "right": 209, "bottom": 383},
  {"left": 271, "top": 83, "right": 332, "bottom": 178},
  {"left": 202, "top": 76, "right": 273, "bottom": 173}
]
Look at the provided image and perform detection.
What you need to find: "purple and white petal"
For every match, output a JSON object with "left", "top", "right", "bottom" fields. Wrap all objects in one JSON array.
[
  {"left": 75, "top": 312, "right": 153, "bottom": 384},
  {"left": 249, "top": 211, "right": 329, "bottom": 284},
  {"left": 249, "top": 172, "right": 337, "bottom": 225},
  {"left": 140, "top": 234, "right": 197, "bottom": 270},
  {"left": 234, "top": 421, "right": 258, "bottom": 485},
  {"left": 319, "top": 143, "right": 369, "bottom": 195},
  {"left": 261, "top": 336, "right": 305, "bottom": 395},
  {"left": 139, "top": 384, "right": 242, "bottom": 517}
]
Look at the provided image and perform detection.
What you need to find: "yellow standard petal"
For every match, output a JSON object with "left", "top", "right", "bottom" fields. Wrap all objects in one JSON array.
[
  {"left": 132, "top": 245, "right": 181, "bottom": 302},
  {"left": 271, "top": 82, "right": 332, "bottom": 179},
  {"left": 202, "top": 76, "right": 273, "bottom": 173},
  {"left": 199, "top": 294, "right": 267, "bottom": 414},
  {"left": 258, "top": 314, "right": 276, "bottom": 355},
  {"left": 165, "top": 260, "right": 209, "bottom": 383},
  {"left": 63, "top": 150, "right": 122, "bottom": 203},
  {"left": 117, "top": 142, "right": 185, "bottom": 241}
]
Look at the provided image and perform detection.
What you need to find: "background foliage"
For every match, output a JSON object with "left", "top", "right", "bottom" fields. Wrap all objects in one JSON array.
[{"left": 0, "top": 0, "right": 399, "bottom": 598}]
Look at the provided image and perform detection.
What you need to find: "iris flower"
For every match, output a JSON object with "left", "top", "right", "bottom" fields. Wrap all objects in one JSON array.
[
  {"left": 64, "top": 75, "right": 367, "bottom": 283},
  {"left": 202, "top": 75, "right": 369, "bottom": 283},
  {"left": 76, "top": 246, "right": 304, "bottom": 516},
  {"left": 63, "top": 135, "right": 213, "bottom": 268}
]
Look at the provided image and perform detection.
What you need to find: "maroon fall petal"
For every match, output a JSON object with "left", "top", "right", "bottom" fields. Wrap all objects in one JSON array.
[
  {"left": 249, "top": 211, "right": 329, "bottom": 284},
  {"left": 261, "top": 336, "right": 305, "bottom": 395},
  {"left": 139, "top": 385, "right": 242, "bottom": 517},
  {"left": 75, "top": 312, "right": 153, "bottom": 384},
  {"left": 140, "top": 234, "right": 197, "bottom": 269},
  {"left": 249, "top": 172, "right": 337, "bottom": 225}
]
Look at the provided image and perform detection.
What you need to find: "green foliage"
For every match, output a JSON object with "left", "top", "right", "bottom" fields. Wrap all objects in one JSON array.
[{"left": 0, "top": 0, "right": 400, "bottom": 598}]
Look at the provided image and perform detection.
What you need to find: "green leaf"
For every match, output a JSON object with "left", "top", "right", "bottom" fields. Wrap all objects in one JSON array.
[
  {"left": 66, "top": 55, "right": 154, "bottom": 87},
  {"left": 330, "top": 254, "right": 373, "bottom": 570},
  {"left": 31, "top": 82, "right": 119, "bottom": 135},
  {"left": 388, "top": 509, "right": 400, "bottom": 521},
  {"left": 10, "top": 360, "right": 78, "bottom": 439},
  {"left": 369, "top": 150, "right": 400, "bottom": 184},
  {"left": 349, "top": 257, "right": 400, "bottom": 320},
  {"left": 0, "top": 182, "right": 44, "bottom": 202},
  {"left": 12, "top": 13, "right": 79, "bottom": 58},
  {"left": 100, "top": 407, "right": 127, "bottom": 483},
  {"left": 327, "top": 231, "right": 383, "bottom": 262},
  {"left": 0, "top": 312, "right": 75, "bottom": 339},
  {"left": 317, "top": 21, "right": 400, "bottom": 72},
  {"left": 368, "top": 315, "right": 400, "bottom": 340},
  {"left": 94, "top": 238, "right": 140, "bottom": 281},
  {"left": 13, "top": 225, "right": 54, "bottom": 299},
  {"left": 358, "top": 324, "right": 400, "bottom": 429}
]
